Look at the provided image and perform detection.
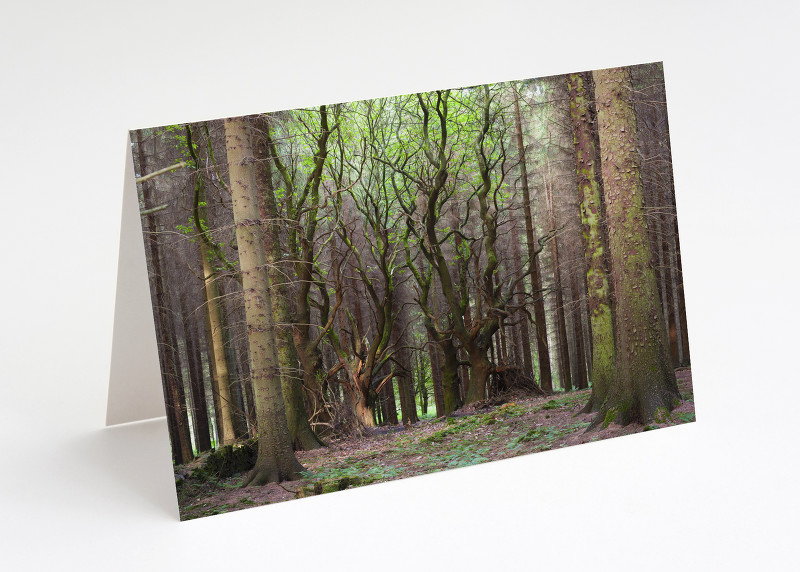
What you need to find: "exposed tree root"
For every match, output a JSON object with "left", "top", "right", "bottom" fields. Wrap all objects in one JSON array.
[
  {"left": 586, "top": 390, "right": 680, "bottom": 432},
  {"left": 241, "top": 456, "right": 305, "bottom": 487}
]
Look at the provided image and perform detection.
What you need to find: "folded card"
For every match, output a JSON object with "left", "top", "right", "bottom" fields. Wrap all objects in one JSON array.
[{"left": 111, "top": 61, "right": 696, "bottom": 521}]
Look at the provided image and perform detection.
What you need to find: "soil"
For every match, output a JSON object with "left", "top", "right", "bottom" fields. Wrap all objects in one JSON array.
[{"left": 176, "top": 368, "right": 695, "bottom": 520}]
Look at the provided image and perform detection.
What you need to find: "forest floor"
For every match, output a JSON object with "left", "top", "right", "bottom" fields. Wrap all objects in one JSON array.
[{"left": 176, "top": 368, "right": 695, "bottom": 520}]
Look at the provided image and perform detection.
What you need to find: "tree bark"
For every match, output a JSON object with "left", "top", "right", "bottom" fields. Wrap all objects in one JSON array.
[
  {"left": 544, "top": 171, "right": 572, "bottom": 392},
  {"left": 567, "top": 72, "right": 617, "bottom": 412},
  {"left": 427, "top": 328, "right": 446, "bottom": 416},
  {"left": 590, "top": 67, "right": 680, "bottom": 427},
  {"left": 513, "top": 89, "right": 553, "bottom": 392},
  {"left": 183, "top": 124, "right": 239, "bottom": 447},
  {"left": 136, "top": 131, "right": 193, "bottom": 464},
  {"left": 225, "top": 117, "right": 303, "bottom": 485},
  {"left": 253, "top": 114, "right": 324, "bottom": 450},
  {"left": 180, "top": 293, "right": 212, "bottom": 452},
  {"left": 569, "top": 272, "right": 589, "bottom": 390},
  {"left": 510, "top": 219, "right": 534, "bottom": 378}
]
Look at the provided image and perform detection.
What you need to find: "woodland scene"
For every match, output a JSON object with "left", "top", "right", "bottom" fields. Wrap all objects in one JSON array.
[{"left": 132, "top": 62, "right": 695, "bottom": 520}]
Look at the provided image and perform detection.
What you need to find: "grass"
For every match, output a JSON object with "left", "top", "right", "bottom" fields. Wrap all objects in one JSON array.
[{"left": 178, "top": 372, "right": 696, "bottom": 519}]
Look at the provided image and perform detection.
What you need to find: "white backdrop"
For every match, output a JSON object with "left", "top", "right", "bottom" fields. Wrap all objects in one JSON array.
[{"left": 1, "top": 1, "right": 798, "bottom": 570}]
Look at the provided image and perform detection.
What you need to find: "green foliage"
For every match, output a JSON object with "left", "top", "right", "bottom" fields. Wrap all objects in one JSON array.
[
  {"left": 442, "top": 445, "right": 491, "bottom": 468},
  {"left": 156, "top": 124, "right": 198, "bottom": 162},
  {"left": 506, "top": 421, "right": 590, "bottom": 452},
  {"left": 421, "top": 404, "right": 526, "bottom": 444}
]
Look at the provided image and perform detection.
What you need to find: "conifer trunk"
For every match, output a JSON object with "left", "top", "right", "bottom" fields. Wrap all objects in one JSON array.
[
  {"left": 180, "top": 294, "right": 212, "bottom": 452},
  {"left": 224, "top": 117, "right": 303, "bottom": 485},
  {"left": 590, "top": 67, "right": 680, "bottom": 427},
  {"left": 567, "top": 71, "right": 617, "bottom": 412},
  {"left": 184, "top": 124, "right": 238, "bottom": 446},
  {"left": 513, "top": 90, "right": 553, "bottom": 392},
  {"left": 136, "top": 132, "right": 193, "bottom": 463}
]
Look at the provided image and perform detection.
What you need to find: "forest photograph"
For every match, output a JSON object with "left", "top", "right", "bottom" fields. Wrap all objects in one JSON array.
[{"left": 132, "top": 62, "right": 695, "bottom": 521}]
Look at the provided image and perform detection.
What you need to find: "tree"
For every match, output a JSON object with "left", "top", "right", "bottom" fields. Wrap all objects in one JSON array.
[
  {"left": 184, "top": 124, "right": 238, "bottom": 446},
  {"left": 328, "top": 159, "right": 402, "bottom": 427},
  {"left": 179, "top": 292, "right": 213, "bottom": 452},
  {"left": 589, "top": 67, "right": 680, "bottom": 427},
  {"left": 512, "top": 86, "right": 553, "bottom": 391},
  {"left": 567, "top": 71, "right": 616, "bottom": 412},
  {"left": 136, "top": 130, "right": 194, "bottom": 464},
  {"left": 224, "top": 116, "right": 303, "bottom": 485},
  {"left": 252, "top": 114, "right": 325, "bottom": 450},
  {"left": 631, "top": 63, "right": 691, "bottom": 367},
  {"left": 262, "top": 108, "right": 336, "bottom": 431}
]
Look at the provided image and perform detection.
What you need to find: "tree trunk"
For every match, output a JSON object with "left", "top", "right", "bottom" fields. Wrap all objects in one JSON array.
[
  {"left": 225, "top": 117, "right": 303, "bottom": 485},
  {"left": 440, "top": 338, "right": 463, "bottom": 414},
  {"left": 465, "top": 343, "right": 490, "bottom": 403},
  {"left": 354, "top": 387, "right": 376, "bottom": 428},
  {"left": 253, "top": 114, "right": 324, "bottom": 450},
  {"left": 392, "top": 299, "right": 418, "bottom": 425},
  {"left": 193, "top": 197, "right": 237, "bottom": 445},
  {"left": 427, "top": 328, "right": 446, "bottom": 416},
  {"left": 567, "top": 71, "right": 617, "bottom": 412},
  {"left": 180, "top": 293, "right": 212, "bottom": 453},
  {"left": 671, "top": 226, "right": 691, "bottom": 366},
  {"left": 222, "top": 314, "right": 249, "bottom": 439},
  {"left": 380, "top": 378, "right": 399, "bottom": 426},
  {"left": 136, "top": 132, "right": 193, "bottom": 464},
  {"left": 569, "top": 272, "right": 589, "bottom": 390},
  {"left": 510, "top": 219, "right": 534, "bottom": 378},
  {"left": 545, "top": 173, "right": 572, "bottom": 392},
  {"left": 590, "top": 67, "right": 680, "bottom": 427},
  {"left": 513, "top": 90, "right": 553, "bottom": 392}
]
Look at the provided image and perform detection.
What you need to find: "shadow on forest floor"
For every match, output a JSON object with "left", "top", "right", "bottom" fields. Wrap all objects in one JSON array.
[{"left": 176, "top": 368, "right": 695, "bottom": 520}]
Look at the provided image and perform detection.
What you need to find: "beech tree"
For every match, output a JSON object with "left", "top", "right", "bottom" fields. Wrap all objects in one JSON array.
[{"left": 327, "top": 113, "right": 404, "bottom": 427}]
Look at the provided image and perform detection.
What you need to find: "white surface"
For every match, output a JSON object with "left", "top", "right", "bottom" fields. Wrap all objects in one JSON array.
[
  {"left": 105, "top": 136, "right": 165, "bottom": 425},
  {"left": 1, "top": 1, "right": 798, "bottom": 570}
]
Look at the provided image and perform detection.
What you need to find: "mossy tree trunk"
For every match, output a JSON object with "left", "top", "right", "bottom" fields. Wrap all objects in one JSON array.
[
  {"left": 263, "top": 109, "right": 334, "bottom": 431},
  {"left": 439, "top": 337, "right": 463, "bottom": 414},
  {"left": 589, "top": 67, "right": 680, "bottom": 427},
  {"left": 405, "top": 245, "right": 462, "bottom": 416},
  {"left": 225, "top": 116, "right": 303, "bottom": 485},
  {"left": 252, "top": 114, "right": 324, "bottom": 451},
  {"left": 567, "top": 71, "right": 617, "bottom": 413}
]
